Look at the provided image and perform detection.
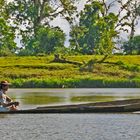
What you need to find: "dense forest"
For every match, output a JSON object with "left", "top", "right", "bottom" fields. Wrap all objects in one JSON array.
[{"left": 0, "top": 0, "right": 140, "bottom": 57}]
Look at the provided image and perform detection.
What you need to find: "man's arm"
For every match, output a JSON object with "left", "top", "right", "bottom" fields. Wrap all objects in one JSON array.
[
  {"left": 5, "top": 95, "right": 13, "bottom": 102},
  {"left": 0, "top": 95, "right": 19, "bottom": 107},
  {"left": 2, "top": 101, "right": 19, "bottom": 107}
]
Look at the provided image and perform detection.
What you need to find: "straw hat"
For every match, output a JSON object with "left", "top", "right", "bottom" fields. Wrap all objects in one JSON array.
[{"left": 0, "top": 80, "right": 11, "bottom": 85}]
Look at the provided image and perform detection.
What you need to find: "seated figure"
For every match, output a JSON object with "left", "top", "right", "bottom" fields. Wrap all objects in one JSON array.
[{"left": 0, "top": 81, "right": 19, "bottom": 111}]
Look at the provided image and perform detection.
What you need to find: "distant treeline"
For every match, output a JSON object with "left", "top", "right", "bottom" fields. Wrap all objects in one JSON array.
[{"left": 0, "top": 0, "right": 140, "bottom": 56}]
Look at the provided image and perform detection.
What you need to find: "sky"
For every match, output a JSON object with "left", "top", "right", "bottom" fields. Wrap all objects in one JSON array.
[
  {"left": 7, "top": 0, "right": 140, "bottom": 47},
  {"left": 50, "top": 0, "right": 87, "bottom": 46},
  {"left": 50, "top": 0, "right": 140, "bottom": 46}
]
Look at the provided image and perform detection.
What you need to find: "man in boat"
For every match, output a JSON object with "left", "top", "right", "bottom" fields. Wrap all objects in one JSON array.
[{"left": 0, "top": 80, "right": 19, "bottom": 111}]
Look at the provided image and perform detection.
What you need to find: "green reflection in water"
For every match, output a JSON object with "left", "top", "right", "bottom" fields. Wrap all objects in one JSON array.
[
  {"left": 71, "top": 95, "right": 134, "bottom": 103},
  {"left": 12, "top": 92, "right": 63, "bottom": 105},
  {"left": 9, "top": 91, "right": 140, "bottom": 106},
  {"left": 22, "top": 96, "right": 62, "bottom": 105}
]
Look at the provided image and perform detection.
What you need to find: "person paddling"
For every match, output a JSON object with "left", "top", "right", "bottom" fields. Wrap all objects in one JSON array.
[{"left": 0, "top": 81, "right": 19, "bottom": 111}]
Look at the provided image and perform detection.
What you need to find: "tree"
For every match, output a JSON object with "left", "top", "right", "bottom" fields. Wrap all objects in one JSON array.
[
  {"left": 69, "top": 25, "right": 86, "bottom": 53},
  {"left": 70, "top": 1, "right": 118, "bottom": 57},
  {"left": 19, "top": 26, "right": 65, "bottom": 55},
  {"left": 0, "top": 0, "right": 16, "bottom": 56},
  {"left": 8, "top": 0, "right": 77, "bottom": 54},
  {"left": 70, "top": 0, "right": 140, "bottom": 56},
  {"left": 116, "top": 0, "right": 140, "bottom": 40},
  {"left": 122, "top": 35, "right": 140, "bottom": 55}
]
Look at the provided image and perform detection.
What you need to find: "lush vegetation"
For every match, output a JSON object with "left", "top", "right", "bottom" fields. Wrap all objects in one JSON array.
[
  {"left": 122, "top": 35, "right": 140, "bottom": 55},
  {"left": 0, "top": 1, "right": 140, "bottom": 88},
  {"left": 0, "top": 0, "right": 140, "bottom": 56},
  {"left": 0, "top": 55, "right": 139, "bottom": 88}
]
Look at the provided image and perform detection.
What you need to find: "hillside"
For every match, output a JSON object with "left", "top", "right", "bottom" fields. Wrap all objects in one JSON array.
[{"left": 0, "top": 55, "right": 139, "bottom": 88}]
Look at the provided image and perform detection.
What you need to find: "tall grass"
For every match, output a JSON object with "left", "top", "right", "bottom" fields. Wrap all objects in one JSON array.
[
  {"left": 0, "top": 55, "right": 139, "bottom": 88},
  {"left": 10, "top": 78, "right": 140, "bottom": 88}
]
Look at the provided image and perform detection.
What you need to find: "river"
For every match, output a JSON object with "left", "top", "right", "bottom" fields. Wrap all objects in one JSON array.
[
  {"left": 8, "top": 88, "right": 140, "bottom": 109},
  {"left": 0, "top": 88, "right": 140, "bottom": 140}
]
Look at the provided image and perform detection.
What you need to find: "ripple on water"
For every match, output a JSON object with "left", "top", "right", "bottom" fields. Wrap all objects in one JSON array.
[{"left": 0, "top": 114, "right": 140, "bottom": 140}]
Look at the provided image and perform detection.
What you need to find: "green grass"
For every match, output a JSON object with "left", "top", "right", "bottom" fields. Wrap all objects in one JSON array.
[{"left": 0, "top": 55, "right": 139, "bottom": 88}]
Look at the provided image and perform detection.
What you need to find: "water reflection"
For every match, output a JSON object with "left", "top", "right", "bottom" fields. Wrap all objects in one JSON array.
[
  {"left": 7, "top": 88, "right": 140, "bottom": 109},
  {"left": 21, "top": 92, "right": 63, "bottom": 105},
  {"left": 71, "top": 95, "right": 119, "bottom": 102}
]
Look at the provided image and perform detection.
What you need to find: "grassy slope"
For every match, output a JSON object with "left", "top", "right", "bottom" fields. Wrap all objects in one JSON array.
[{"left": 0, "top": 55, "right": 139, "bottom": 88}]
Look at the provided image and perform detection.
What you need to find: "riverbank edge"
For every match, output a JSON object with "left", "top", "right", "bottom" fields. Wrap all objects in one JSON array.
[{"left": 10, "top": 78, "right": 140, "bottom": 88}]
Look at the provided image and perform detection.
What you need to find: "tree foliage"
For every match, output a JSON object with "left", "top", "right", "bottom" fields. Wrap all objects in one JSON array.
[
  {"left": 0, "top": 0, "right": 16, "bottom": 56},
  {"left": 18, "top": 26, "right": 65, "bottom": 55},
  {"left": 122, "top": 35, "right": 140, "bottom": 55},
  {"left": 70, "top": 0, "right": 140, "bottom": 56},
  {"left": 70, "top": 1, "right": 118, "bottom": 56},
  {"left": 0, "top": 0, "right": 140, "bottom": 56},
  {"left": 8, "top": 0, "right": 77, "bottom": 54},
  {"left": 116, "top": 0, "right": 140, "bottom": 39}
]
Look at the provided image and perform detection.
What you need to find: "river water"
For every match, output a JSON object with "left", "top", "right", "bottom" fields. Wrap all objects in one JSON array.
[
  {"left": 8, "top": 88, "right": 140, "bottom": 109},
  {"left": 0, "top": 88, "right": 140, "bottom": 140}
]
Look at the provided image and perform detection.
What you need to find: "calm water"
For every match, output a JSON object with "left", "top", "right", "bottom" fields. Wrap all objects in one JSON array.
[
  {"left": 8, "top": 88, "right": 140, "bottom": 109},
  {"left": 0, "top": 88, "right": 140, "bottom": 140}
]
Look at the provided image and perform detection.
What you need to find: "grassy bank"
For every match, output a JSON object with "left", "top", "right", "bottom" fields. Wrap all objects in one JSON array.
[{"left": 0, "top": 55, "right": 139, "bottom": 88}]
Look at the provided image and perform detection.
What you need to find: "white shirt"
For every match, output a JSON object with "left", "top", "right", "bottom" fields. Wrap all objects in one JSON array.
[
  {"left": 0, "top": 90, "right": 7, "bottom": 104},
  {"left": 0, "top": 90, "right": 9, "bottom": 111}
]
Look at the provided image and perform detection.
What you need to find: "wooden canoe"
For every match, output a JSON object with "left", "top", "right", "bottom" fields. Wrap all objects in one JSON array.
[{"left": 1, "top": 99, "right": 140, "bottom": 114}]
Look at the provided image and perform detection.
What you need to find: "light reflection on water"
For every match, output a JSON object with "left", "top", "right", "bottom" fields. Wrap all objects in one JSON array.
[
  {"left": 1, "top": 113, "right": 140, "bottom": 139},
  {"left": 7, "top": 88, "right": 140, "bottom": 109}
]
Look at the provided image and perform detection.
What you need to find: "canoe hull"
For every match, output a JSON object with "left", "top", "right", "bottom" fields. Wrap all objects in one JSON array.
[{"left": 1, "top": 99, "right": 140, "bottom": 114}]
